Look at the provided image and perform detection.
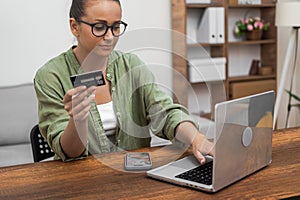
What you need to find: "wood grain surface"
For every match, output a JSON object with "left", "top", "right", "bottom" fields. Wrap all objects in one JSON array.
[{"left": 0, "top": 127, "right": 299, "bottom": 199}]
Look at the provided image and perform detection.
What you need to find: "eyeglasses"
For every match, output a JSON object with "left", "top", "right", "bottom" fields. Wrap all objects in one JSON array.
[{"left": 77, "top": 20, "right": 127, "bottom": 37}]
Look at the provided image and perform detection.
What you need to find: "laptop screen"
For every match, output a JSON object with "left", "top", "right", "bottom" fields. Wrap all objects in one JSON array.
[{"left": 213, "top": 91, "right": 274, "bottom": 191}]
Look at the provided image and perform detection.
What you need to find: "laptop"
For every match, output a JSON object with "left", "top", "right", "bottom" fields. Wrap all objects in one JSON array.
[{"left": 147, "top": 91, "right": 275, "bottom": 192}]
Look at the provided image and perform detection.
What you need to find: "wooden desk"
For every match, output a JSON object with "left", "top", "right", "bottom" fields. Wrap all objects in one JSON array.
[{"left": 0, "top": 127, "right": 299, "bottom": 199}]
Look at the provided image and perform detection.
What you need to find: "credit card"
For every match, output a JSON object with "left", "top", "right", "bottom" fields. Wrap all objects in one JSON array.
[{"left": 70, "top": 70, "right": 105, "bottom": 88}]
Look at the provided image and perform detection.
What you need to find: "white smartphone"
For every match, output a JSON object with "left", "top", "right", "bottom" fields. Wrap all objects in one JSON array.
[{"left": 124, "top": 152, "right": 152, "bottom": 171}]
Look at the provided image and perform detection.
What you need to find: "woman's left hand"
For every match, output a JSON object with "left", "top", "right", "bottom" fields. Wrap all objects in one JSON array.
[
  {"left": 175, "top": 122, "right": 214, "bottom": 165},
  {"left": 191, "top": 133, "right": 214, "bottom": 165}
]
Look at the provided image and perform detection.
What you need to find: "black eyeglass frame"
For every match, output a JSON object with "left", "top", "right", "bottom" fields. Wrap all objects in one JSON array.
[{"left": 77, "top": 19, "right": 128, "bottom": 37}]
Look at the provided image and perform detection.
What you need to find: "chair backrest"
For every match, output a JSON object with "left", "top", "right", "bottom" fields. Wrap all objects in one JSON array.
[
  {"left": 30, "top": 124, "right": 54, "bottom": 162},
  {"left": 0, "top": 83, "right": 38, "bottom": 146}
]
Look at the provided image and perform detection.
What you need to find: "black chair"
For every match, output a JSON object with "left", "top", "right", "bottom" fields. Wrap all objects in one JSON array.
[{"left": 30, "top": 125, "right": 54, "bottom": 162}]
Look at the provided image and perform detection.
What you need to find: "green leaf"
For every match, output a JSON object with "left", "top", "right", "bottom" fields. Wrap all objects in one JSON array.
[
  {"left": 286, "top": 90, "right": 300, "bottom": 102},
  {"left": 290, "top": 104, "right": 300, "bottom": 108},
  {"left": 239, "top": 24, "right": 247, "bottom": 32}
]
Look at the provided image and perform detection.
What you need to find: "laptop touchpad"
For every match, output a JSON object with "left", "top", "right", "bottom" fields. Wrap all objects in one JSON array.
[{"left": 170, "top": 155, "right": 199, "bottom": 169}]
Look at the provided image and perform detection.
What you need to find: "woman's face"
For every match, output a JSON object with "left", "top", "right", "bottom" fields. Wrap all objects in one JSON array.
[{"left": 74, "top": 0, "right": 122, "bottom": 58}]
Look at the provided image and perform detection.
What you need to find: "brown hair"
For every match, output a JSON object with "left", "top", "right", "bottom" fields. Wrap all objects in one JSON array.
[{"left": 69, "top": 0, "right": 121, "bottom": 21}]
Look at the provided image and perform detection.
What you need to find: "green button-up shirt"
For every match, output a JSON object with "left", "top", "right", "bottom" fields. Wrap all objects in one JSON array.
[{"left": 34, "top": 47, "right": 196, "bottom": 161}]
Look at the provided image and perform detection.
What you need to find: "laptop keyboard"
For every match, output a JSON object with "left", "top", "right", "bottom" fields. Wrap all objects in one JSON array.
[{"left": 175, "top": 161, "right": 213, "bottom": 185}]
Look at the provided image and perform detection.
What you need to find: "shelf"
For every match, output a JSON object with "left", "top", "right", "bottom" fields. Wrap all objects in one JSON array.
[
  {"left": 228, "top": 39, "right": 276, "bottom": 45},
  {"left": 171, "top": 0, "right": 277, "bottom": 109},
  {"left": 228, "top": 4, "right": 276, "bottom": 8},
  {"left": 190, "top": 80, "right": 226, "bottom": 86},
  {"left": 200, "top": 112, "right": 213, "bottom": 120},
  {"left": 228, "top": 75, "right": 276, "bottom": 82},
  {"left": 187, "top": 43, "right": 224, "bottom": 47},
  {"left": 186, "top": 3, "right": 223, "bottom": 8}
]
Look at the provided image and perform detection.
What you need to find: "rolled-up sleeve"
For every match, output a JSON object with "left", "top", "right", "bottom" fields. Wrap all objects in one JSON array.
[{"left": 34, "top": 57, "right": 88, "bottom": 161}]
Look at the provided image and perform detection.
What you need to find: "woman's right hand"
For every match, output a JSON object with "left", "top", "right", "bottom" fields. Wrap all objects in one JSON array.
[
  {"left": 60, "top": 86, "right": 96, "bottom": 158},
  {"left": 63, "top": 86, "right": 97, "bottom": 122}
]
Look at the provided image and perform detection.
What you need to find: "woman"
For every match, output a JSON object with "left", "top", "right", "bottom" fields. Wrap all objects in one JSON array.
[{"left": 34, "top": 0, "right": 213, "bottom": 164}]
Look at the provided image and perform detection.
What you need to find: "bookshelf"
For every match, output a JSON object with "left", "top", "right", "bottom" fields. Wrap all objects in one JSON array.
[{"left": 171, "top": 0, "right": 277, "bottom": 118}]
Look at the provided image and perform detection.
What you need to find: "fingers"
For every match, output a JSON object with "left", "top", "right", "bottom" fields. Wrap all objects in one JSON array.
[
  {"left": 194, "top": 149, "right": 206, "bottom": 165},
  {"left": 192, "top": 133, "right": 215, "bottom": 164},
  {"left": 72, "top": 94, "right": 95, "bottom": 121},
  {"left": 63, "top": 86, "right": 96, "bottom": 120},
  {"left": 63, "top": 86, "right": 87, "bottom": 103},
  {"left": 202, "top": 139, "right": 214, "bottom": 156},
  {"left": 208, "top": 146, "right": 215, "bottom": 157},
  {"left": 63, "top": 86, "right": 87, "bottom": 115}
]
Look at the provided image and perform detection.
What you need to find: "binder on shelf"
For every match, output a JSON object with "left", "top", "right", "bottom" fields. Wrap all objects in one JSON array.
[
  {"left": 238, "top": 0, "right": 261, "bottom": 4},
  {"left": 197, "top": 7, "right": 224, "bottom": 44},
  {"left": 186, "top": 9, "right": 202, "bottom": 44},
  {"left": 188, "top": 57, "right": 226, "bottom": 83},
  {"left": 216, "top": 7, "right": 224, "bottom": 43}
]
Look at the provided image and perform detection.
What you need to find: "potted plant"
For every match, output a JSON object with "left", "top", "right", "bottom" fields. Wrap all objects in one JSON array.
[{"left": 234, "top": 16, "right": 270, "bottom": 40}]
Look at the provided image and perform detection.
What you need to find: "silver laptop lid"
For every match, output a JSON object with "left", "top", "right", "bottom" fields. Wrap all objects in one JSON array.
[{"left": 213, "top": 91, "right": 274, "bottom": 191}]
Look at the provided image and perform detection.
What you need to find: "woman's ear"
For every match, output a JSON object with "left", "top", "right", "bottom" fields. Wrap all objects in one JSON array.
[{"left": 70, "top": 18, "right": 79, "bottom": 37}]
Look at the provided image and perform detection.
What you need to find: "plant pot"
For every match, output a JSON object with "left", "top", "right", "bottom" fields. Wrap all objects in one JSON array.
[{"left": 246, "top": 30, "right": 263, "bottom": 40}]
